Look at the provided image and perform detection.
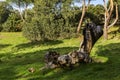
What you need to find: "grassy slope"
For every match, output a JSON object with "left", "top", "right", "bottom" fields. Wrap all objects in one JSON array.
[{"left": 0, "top": 27, "right": 120, "bottom": 80}]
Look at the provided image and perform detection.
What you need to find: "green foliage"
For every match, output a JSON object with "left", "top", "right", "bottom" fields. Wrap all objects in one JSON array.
[
  {"left": 2, "top": 12, "right": 22, "bottom": 32},
  {"left": 0, "top": 2, "right": 11, "bottom": 31},
  {"left": 6, "top": 0, "right": 33, "bottom": 8},
  {"left": 86, "top": 4, "right": 104, "bottom": 25},
  {"left": 23, "top": 0, "right": 78, "bottom": 42},
  {"left": 0, "top": 2, "right": 10, "bottom": 23},
  {"left": 1, "top": 0, "right": 119, "bottom": 42}
]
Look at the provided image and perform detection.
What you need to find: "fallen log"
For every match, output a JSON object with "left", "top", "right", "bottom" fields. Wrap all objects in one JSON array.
[{"left": 41, "top": 23, "right": 103, "bottom": 72}]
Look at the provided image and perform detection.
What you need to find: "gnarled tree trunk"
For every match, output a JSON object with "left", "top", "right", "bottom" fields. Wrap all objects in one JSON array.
[
  {"left": 79, "top": 0, "right": 118, "bottom": 55},
  {"left": 79, "top": 23, "right": 103, "bottom": 55}
]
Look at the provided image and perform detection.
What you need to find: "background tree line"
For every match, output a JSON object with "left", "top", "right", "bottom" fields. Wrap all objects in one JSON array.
[{"left": 0, "top": 0, "right": 120, "bottom": 42}]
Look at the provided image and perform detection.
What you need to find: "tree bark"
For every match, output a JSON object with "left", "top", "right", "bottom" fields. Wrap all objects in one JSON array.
[
  {"left": 103, "top": 0, "right": 118, "bottom": 40},
  {"left": 24, "top": 3, "right": 29, "bottom": 20},
  {"left": 108, "top": 3, "right": 118, "bottom": 29},
  {"left": 18, "top": 1, "right": 25, "bottom": 22},
  {"left": 77, "top": 0, "right": 91, "bottom": 33},
  {"left": 103, "top": 25, "right": 108, "bottom": 40},
  {"left": 77, "top": 0, "right": 86, "bottom": 33},
  {"left": 20, "top": 12, "right": 24, "bottom": 22},
  {"left": 79, "top": 23, "right": 103, "bottom": 55}
]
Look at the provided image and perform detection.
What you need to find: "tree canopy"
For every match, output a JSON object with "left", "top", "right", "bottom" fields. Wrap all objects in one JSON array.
[{"left": 0, "top": 0, "right": 119, "bottom": 41}]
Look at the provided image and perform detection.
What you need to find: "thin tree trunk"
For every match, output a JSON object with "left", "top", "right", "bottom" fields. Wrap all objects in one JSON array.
[
  {"left": 104, "top": 25, "right": 108, "bottom": 40},
  {"left": 24, "top": 3, "right": 28, "bottom": 20},
  {"left": 77, "top": 0, "right": 91, "bottom": 33},
  {"left": 103, "top": 0, "right": 118, "bottom": 40},
  {"left": 108, "top": 3, "right": 118, "bottom": 29},
  {"left": 24, "top": 9, "right": 27, "bottom": 20},
  {"left": 20, "top": 12, "right": 24, "bottom": 22},
  {"left": 103, "top": 10, "right": 108, "bottom": 39},
  {"left": 77, "top": 0, "right": 86, "bottom": 33},
  {"left": 18, "top": 1, "right": 25, "bottom": 22}
]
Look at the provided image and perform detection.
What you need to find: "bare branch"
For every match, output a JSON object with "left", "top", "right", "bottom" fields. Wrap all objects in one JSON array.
[
  {"left": 107, "top": 0, "right": 114, "bottom": 21},
  {"left": 87, "top": 0, "right": 91, "bottom": 5},
  {"left": 108, "top": 3, "right": 118, "bottom": 29},
  {"left": 86, "top": 0, "right": 91, "bottom": 9},
  {"left": 103, "top": 0, "right": 118, "bottom": 39},
  {"left": 103, "top": 0, "right": 109, "bottom": 17}
]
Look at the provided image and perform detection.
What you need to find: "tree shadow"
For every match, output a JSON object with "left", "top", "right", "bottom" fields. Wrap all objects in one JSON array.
[
  {"left": 13, "top": 47, "right": 79, "bottom": 65},
  {"left": 108, "top": 30, "right": 120, "bottom": 39},
  {"left": 37, "top": 42, "right": 120, "bottom": 80},
  {"left": 0, "top": 47, "right": 78, "bottom": 79},
  {"left": 1, "top": 42, "right": 120, "bottom": 80},
  {"left": 95, "top": 43, "right": 120, "bottom": 58},
  {"left": 13, "top": 40, "right": 63, "bottom": 50},
  {"left": 0, "top": 44, "right": 11, "bottom": 49},
  {"left": 0, "top": 66, "right": 16, "bottom": 80}
]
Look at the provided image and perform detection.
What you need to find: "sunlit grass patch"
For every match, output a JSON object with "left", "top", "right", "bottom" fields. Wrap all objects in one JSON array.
[{"left": 0, "top": 26, "right": 120, "bottom": 80}]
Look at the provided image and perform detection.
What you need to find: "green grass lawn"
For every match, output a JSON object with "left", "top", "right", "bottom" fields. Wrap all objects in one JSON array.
[{"left": 0, "top": 27, "right": 120, "bottom": 80}]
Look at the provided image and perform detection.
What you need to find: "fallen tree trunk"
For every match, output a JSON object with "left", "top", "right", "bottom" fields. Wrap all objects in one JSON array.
[{"left": 42, "top": 23, "right": 103, "bottom": 72}]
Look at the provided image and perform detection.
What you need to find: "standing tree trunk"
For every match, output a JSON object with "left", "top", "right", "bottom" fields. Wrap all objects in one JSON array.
[
  {"left": 78, "top": 0, "right": 118, "bottom": 56},
  {"left": 77, "top": 0, "right": 91, "bottom": 33},
  {"left": 79, "top": 23, "right": 103, "bottom": 54},
  {"left": 24, "top": 6, "right": 27, "bottom": 20},
  {"left": 103, "top": 11, "right": 108, "bottom": 39},
  {"left": 18, "top": 1, "right": 25, "bottom": 22},
  {"left": 24, "top": 2, "right": 29, "bottom": 20},
  {"left": 77, "top": 0, "right": 86, "bottom": 33},
  {"left": 20, "top": 12, "right": 24, "bottom": 22},
  {"left": 103, "top": 0, "right": 118, "bottom": 40}
]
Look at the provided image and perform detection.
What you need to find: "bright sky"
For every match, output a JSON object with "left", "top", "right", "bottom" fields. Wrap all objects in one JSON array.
[
  {"left": 74, "top": 0, "right": 105, "bottom": 7},
  {"left": 0, "top": 0, "right": 106, "bottom": 12},
  {"left": 91, "top": 0, "right": 104, "bottom": 5},
  {"left": 0, "top": 0, "right": 5, "bottom": 1}
]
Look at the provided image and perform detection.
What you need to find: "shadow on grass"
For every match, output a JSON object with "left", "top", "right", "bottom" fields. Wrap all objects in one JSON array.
[
  {"left": 0, "top": 47, "right": 78, "bottom": 79},
  {"left": 14, "top": 40, "right": 63, "bottom": 49},
  {"left": 0, "top": 42, "right": 120, "bottom": 80},
  {"left": 0, "top": 44, "right": 11, "bottom": 49},
  {"left": 36, "top": 42, "right": 120, "bottom": 80},
  {"left": 96, "top": 43, "right": 120, "bottom": 58},
  {"left": 0, "top": 66, "right": 16, "bottom": 80},
  {"left": 108, "top": 30, "right": 120, "bottom": 39}
]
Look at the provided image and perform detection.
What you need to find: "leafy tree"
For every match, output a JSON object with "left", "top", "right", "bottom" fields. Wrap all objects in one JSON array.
[
  {"left": 23, "top": 0, "right": 78, "bottom": 42},
  {"left": 87, "top": 4, "right": 104, "bottom": 25},
  {"left": 23, "top": 0, "right": 59, "bottom": 41},
  {"left": 103, "top": 0, "right": 118, "bottom": 39},
  {"left": 6, "top": 0, "right": 24, "bottom": 21},
  {"left": 75, "top": 0, "right": 91, "bottom": 33},
  {"left": 0, "top": 2, "right": 11, "bottom": 31},
  {"left": 6, "top": 0, "right": 33, "bottom": 21},
  {"left": 2, "top": 11, "right": 22, "bottom": 32}
]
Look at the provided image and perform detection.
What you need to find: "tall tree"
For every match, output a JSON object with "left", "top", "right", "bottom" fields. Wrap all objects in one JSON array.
[
  {"left": 23, "top": 0, "right": 78, "bottom": 42},
  {"left": 22, "top": 0, "right": 34, "bottom": 20},
  {"left": 76, "top": 0, "right": 91, "bottom": 33},
  {"left": 103, "top": 0, "right": 118, "bottom": 39},
  {"left": 6, "top": 0, "right": 33, "bottom": 21},
  {"left": 86, "top": 4, "right": 104, "bottom": 25},
  {"left": 7, "top": 0, "right": 24, "bottom": 21},
  {"left": 2, "top": 11, "right": 22, "bottom": 32}
]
